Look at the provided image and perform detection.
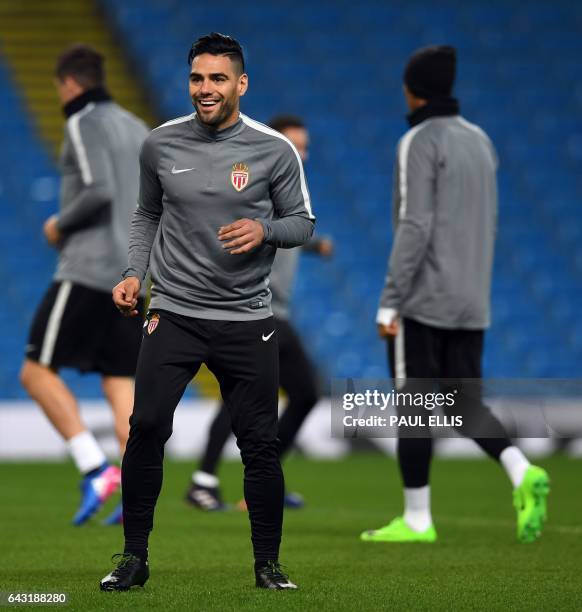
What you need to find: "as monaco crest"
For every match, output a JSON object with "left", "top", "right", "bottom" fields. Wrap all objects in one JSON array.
[
  {"left": 147, "top": 313, "right": 160, "bottom": 335},
  {"left": 231, "top": 162, "right": 250, "bottom": 192}
]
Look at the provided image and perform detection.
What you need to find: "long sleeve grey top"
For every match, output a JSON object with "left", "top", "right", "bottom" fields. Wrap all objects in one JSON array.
[
  {"left": 378, "top": 115, "right": 498, "bottom": 330},
  {"left": 125, "top": 113, "right": 315, "bottom": 321},
  {"left": 269, "top": 236, "right": 327, "bottom": 320},
  {"left": 55, "top": 100, "right": 149, "bottom": 292}
]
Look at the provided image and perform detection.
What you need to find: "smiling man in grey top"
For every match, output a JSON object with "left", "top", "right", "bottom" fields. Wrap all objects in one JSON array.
[{"left": 103, "top": 33, "right": 314, "bottom": 592}]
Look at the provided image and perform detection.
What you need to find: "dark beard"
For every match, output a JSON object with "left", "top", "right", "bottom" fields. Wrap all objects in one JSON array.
[{"left": 196, "top": 98, "right": 234, "bottom": 128}]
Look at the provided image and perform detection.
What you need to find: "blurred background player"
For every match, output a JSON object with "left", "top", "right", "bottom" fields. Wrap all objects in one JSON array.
[
  {"left": 19, "top": 44, "right": 149, "bottom": 526},
  {"left": 361, "top": 46, "right": 550, "bottom": 544},
  {"left": 185, "top": 114, "right": 333, "bottom": 511}
]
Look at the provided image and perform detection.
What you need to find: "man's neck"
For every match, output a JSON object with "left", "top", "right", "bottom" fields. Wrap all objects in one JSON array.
[
  {"left": 197, "top": 110, "right": 240, "bottom": 132},
  {"left": 407, "top": 97, "right": 459, "bottom": 127},
  {"left": 62, "top": 86, "right": 111, "bottom": 118}
]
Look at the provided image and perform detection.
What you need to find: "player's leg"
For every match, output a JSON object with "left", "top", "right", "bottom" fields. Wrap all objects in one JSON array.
[
  {"left": 186, "top": 402, "right": 231, "bottom": 510},
  {"left": 361, "top": 317, "right": 437, "bottom": 543},
  {"left": 101, "top": 310, "right": 205, "bottom": 591},
  {"left": 97, "top": 296, "right": 144, "bottom": 455},
  {"left": 21, "top": 282, "right": 119, "bottom": 525},
  {"left": 276, "top": 318, "right": 320, "bottom": 458},
  {"left": 442, "top": 330, "right": 549, "bottom": 542},
  {"left": 98, "top": 376, "right": 134, "bottom": 525},
  {"left": 440, "top": 330, "right": 512, "bottom": 456},
  {"left": 275, "top": 317, "right": 319, "bottom": 509},
  {"left": 208, "top": 318, "right": 295, "bottom": 589},
  {"left": 96, "top": 300, "right": 144, "bottom": 525},
  {"left": 20, "top": 359, "right": 85, "bottom": 439},
  {"left": 101, "top": 377, "right": 133, "bottom": 453}
]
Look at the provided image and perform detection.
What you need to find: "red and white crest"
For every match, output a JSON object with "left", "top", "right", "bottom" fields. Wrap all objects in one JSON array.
[
  {"left": 231, "top": 162, "right": 250, "bottom": 192},
  {"left": 147, "top": 313, "right": 160, "bottom": 335}
]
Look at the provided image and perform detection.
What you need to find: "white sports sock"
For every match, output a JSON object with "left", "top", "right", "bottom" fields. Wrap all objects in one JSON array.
[
  {"left": 192, "top": 470, "right": 219, "bottom": 488},
  {"left": 500, "top": 446, "right": 530, "bottom": 488},
  {"left": 67, "top": 430, "right": 107, "bottom": 474},
  {"left": 403, "top": 485, "right": 432, "bottom": 532}
]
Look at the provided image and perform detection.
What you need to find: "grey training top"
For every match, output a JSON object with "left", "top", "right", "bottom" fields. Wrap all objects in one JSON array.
[
  {"left": 378, "top": 115, "right": 498, "bottom": 330},
  {"left": 270, "top": 237, "right": 325, "bottom": 320},
  {"left": 269, "top": 248, "right": 300, "bottom": 320},
  {"left": 125, "top": 113, "right": 315, "bottom": 321},
  {"left": 55, "top": 101, "right": 149, "bottom": 292}
]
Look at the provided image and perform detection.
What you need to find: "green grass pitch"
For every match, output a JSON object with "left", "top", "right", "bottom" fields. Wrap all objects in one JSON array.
[{"left": 2, "top": 454, "right": 581, "bottom": 611}]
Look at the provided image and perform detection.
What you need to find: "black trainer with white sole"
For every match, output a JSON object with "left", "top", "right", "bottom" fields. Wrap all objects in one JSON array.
[
  {"left": 100, "top": 553, "right": 149, "bottom": 591},
  {"left": 255, "top": 561, "right": 298, "bottom": 590},
  {"left": 185, "top": 483, "right": 228, "bottom": 511}
]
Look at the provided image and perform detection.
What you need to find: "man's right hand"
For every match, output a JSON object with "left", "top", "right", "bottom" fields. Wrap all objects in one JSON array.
[
  {"left": 377, "top": 319, "right": 400, "bottom": 338},
  {"left": 112, "top": 277, "right": 141, "bottom": 317}
]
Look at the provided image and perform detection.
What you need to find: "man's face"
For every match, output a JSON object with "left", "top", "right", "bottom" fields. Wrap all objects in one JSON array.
[
  {"left": 403, "top": 84, "right": 426, "bottom": 112},
  {"left": 189, "top": 53, "right": 248, "bottom": 130},
  {"left": 54, "top": 75, "right": 84, "bottom": 105},
  {"left": 281, "top": 126, "right": 309, "bottom": 162}
]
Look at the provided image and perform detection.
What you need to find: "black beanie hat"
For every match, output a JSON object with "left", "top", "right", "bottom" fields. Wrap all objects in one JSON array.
[{"left": 404, "top": 45, "right": 456, "bottom": 100}]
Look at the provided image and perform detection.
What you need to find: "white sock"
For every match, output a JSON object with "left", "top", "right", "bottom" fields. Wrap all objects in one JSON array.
[
  {"left": 193, "top": 470, "right": 219, "bottom": 488},
  {"left": 67, "top": 430, "right": 107, "bottom": 474},
  {"left": 403, "top": 485, "right": 432, "bottom": 532},
  {"left": 500, "top": 446, "right": 530, "bottom": 487}
]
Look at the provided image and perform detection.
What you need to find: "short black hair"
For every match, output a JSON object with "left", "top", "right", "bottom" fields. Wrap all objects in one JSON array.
[
  {"left": 55, "top": 44, "right": 105, "bottom": 88},
  {"left": 187, "top": 32, "right": 245, "bottom": 75},
  {"left": 268, "top": 114, "right": 305, "bottom": 133}
]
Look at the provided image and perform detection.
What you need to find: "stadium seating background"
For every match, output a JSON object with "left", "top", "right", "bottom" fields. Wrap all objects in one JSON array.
[{"left": 1, "top": 0, "right": 581, "bottom": 398}]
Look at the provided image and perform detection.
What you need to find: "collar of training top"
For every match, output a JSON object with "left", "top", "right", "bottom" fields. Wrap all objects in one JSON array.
[
  {"left": 62, "top": 87, "right": 112, "bottom": 118},
  {"left": 407, "top": 96, "right": 460, "bottom": 127},
  {"left": 189, "top": 114, "right": 246, "bottom": 141}
]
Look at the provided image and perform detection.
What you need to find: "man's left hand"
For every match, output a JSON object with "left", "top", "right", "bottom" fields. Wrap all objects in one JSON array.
[
  {"left": 218, "top": 219, "right": 264, "bottom": 254},
  {"left": 43, "top": 215, "right": 62, "bottom": 247}
]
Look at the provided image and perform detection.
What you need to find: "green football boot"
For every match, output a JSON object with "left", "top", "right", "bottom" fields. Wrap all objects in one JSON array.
[
  {"left": 513, "top": 465, "right": 550, "bottom": 543},
  {"left": 360, "top": 516, "right": 437, "bottom": 543}
]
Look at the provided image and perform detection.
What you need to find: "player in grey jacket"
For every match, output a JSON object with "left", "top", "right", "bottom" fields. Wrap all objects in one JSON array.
[
  {"left": 106, "top": 34, "right": 313, "bottom": 591},
  {"left": 20, "top": 45, "right": 149, "bottom": 526},
  {"left": 362, "top": 46, "right": 549, "bottom": 545}
]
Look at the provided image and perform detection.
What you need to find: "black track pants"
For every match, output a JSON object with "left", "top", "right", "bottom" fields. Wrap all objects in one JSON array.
[
  {"left": 388, "top": 317, "right": 511, "bottom": 488},
  {"left": 122, "top": 310, "right": 283, "bottom": 564}
]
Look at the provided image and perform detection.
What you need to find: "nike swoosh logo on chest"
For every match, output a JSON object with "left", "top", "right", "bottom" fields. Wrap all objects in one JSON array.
[{"left": 171, "top": 165, "right": 196, "bottom": 174}]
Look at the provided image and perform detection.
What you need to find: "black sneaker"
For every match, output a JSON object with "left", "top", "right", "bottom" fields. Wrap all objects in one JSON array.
[
  {"left": 255, "top": 561, "right": 298, "bottom": 590},
  {"left": 100, "top": 553, "right": 149, "bottom": 591},
  {"left": 185, "top": 483, "right": 227, "bottom": 511}
]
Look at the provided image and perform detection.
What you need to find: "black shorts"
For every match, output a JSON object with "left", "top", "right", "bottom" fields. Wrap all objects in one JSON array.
[{"left": 26, "top": 281, "right": 144, "bottom": 376}]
